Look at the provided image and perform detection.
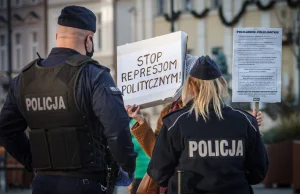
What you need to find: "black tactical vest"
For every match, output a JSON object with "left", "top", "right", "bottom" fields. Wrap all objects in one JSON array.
[{"left": 19, "top": 55, "right": 99, "bottom": 171}]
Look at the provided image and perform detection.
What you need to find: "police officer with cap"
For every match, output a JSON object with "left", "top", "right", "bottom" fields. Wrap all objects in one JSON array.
[
  {"left": 0, "top": 5, "right": 137, "bottom": 194},
  {"left": 147, "top": 56, "right": 268, "bottom": 194}
]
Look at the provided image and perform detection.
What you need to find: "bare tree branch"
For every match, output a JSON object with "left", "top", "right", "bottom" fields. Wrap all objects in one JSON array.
[{"left": 274, "top": 7, "right": 299, "bottom": 58}]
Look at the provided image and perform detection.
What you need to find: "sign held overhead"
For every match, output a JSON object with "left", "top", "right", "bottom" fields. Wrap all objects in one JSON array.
[
  {"left": 117, "top": 31, "right": 188, "bottom": 108},
  {"left": 232, "top": 27, "right": 282, "bottom": 103}
]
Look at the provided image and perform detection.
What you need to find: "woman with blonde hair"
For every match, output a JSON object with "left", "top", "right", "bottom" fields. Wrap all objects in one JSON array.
[
  {"left": 126, "top": 55, "right": 264, "bottom": 194},
  {"left": 146, "top": 55, "right": 268, "bottom": 194}
]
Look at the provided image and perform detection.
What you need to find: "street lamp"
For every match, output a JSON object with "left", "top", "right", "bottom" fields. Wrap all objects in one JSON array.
[
  {"left": 170, "top": 0, "right": 175, "bottom": 32},
  {"left": 7, "top": 0, "right": 12, "bottom": 85},
  {"left": 0, "top": 0, "right": 12, "bottom": 192},
  {"left": 297, "top": 9, "right": 300, "bottom": 105}
]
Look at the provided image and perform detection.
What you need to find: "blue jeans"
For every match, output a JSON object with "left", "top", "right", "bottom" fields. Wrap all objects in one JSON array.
[{"left": 32, "top": 174, "right": 107, "bottom": 194}]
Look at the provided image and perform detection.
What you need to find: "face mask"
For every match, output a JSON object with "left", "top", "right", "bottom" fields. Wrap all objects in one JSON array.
[{"left": 85, "top": 37, "right": 94, "bottom": 57}]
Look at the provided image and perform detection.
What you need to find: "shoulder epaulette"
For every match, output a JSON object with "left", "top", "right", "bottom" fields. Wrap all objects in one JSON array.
[
  {"left": 162, "top": 108, "right": 190, "bottom": 131},
  {"left": 235, "top": 108, "right": 256, "bottom": 119},
  {"left": 21, "top": 59, "right": 40, "bottom": 72},
  {"left": 227, "top": 106, "right": 257, "bottom": 131},
  {"left": 65, "top": 54, "right": 110, "bottom": 72},
  {"left": 162, "top": 108, "right": 184, "bottom": 120},
  {"left": 65, "top": 54, "right": 98, "bottom": 66}
]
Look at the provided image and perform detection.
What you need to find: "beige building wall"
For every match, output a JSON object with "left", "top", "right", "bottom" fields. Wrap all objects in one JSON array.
[
  {"left": 244, "top": 10, "right": 261, "bottom": 27},
  {"left": 153, "top": 17, "right": 170, "bottom": 36},
  {"left": 0, "top": 0, "right": 46, "bottom": 104},
  {"left": 205, "top": 14, "right": 224, "bottom": 55},
  {"left": 178, "top": 16, "right": 198, "bottom": 53},
  {"left": 0, "top": 0, "right": 46, "bottom": 74}
]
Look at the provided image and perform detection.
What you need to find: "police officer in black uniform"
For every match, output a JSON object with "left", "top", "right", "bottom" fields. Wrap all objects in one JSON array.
[
  {"left": 147, "top": 56, "right": 268, "bottom": 194},
  {"left": 0, "top": 5, "right": 137, "bottom": 194}
]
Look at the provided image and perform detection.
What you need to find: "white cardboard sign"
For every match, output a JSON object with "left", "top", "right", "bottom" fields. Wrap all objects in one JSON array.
[
  {"left": 232, "top": 28, "right": 282, "bottom": 103},
  {"left": 117, "top": 31, "right": 188, "bottom": 108}
]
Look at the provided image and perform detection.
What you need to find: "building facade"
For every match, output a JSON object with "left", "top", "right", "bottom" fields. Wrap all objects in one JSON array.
[
  {"left": 129, "top": 0, "right": 299, "bottom": 129},
  {"left": 0, "top": 0, "right": 47, "bottom": 101},
  {"left": 0, "top": 0, "right": 133, "bottom": 103}
]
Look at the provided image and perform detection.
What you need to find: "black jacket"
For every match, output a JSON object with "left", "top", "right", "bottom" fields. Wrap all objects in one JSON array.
[{"left": 147, "top": 101, "right": 268, "bottom": 194}]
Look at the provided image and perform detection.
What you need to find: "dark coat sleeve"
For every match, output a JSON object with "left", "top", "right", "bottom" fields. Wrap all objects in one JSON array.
[
  {"left": 147, "top": 123, "right": 181, "bottom": 187},
  {"left": 244, "top": 116, "right": 269, "bottom": 184},
  {"left": 0, "top": 76, "right": 32, "bottom": 171},
  {"left": 91, "top": 68, "right": 137, "bottom": 174}
]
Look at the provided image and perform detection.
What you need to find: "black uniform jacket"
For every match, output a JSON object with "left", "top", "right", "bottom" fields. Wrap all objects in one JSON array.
[
  {"left": 147, "top": 101, "right": 268, "bottom": 194},
  {"left": 0, "top": 48, "right": 137, "bottom": 174}
]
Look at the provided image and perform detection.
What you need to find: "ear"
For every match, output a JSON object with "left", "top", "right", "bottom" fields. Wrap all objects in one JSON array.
[
  {"left": 86, "top": 35, "right": 93, "bottom": 48},
  {"left": 56, "top": 33, "right": 58, "bottom": 40}
]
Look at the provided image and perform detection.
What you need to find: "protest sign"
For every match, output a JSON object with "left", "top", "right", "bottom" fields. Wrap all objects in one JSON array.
[
  {"left": 117, "top": 31, "right": 188, "bottom": 108},
  {"left": 232, "top": 28, "right": 282, "bottom": 103}
]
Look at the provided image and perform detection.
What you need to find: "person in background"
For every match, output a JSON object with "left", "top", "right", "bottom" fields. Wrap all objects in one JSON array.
[
  {"left": 128, "top": 119, "right": 151, "bottom": 194},
  {"left": 147, "top": 55, "right": 268, "bottom": 194},
  {"left": 125, "top": 55, "right": 263, "bottom": 194}
]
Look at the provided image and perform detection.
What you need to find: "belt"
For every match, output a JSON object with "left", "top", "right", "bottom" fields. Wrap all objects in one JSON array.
[{"left": 37, "top": 170, "right": 106, "bottom": 185}]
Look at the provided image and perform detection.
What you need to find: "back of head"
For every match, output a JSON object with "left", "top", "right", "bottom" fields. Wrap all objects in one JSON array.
[
  {"left": 56, "top": 5, "right": 96, "bottom": 55},
  {"left": 58, "top": 5, "right": 96, "bottom": 33},
  {"left": 182, "top": 56, "right": 229, "bottom": 121}
]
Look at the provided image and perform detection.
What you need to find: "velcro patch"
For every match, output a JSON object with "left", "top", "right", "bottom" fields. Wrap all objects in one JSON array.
[{"left": 105, "top": 87, "right": 122, "bottom": 95}]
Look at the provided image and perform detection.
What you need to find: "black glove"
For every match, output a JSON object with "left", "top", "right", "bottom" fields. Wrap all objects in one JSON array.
[
  {"left": 128, "top": 171, "right": 134, "bottom": 180},
  {"left": 24, "top": 163, "right": 33, "bottom": 172}
]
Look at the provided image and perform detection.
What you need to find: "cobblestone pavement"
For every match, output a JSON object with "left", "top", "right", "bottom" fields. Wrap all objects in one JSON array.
[
  {"left": 3, "top": 185, "right": 294, "bottom": 194},
  {"left": 252, "top": 184, "right": 293, "bottom": 194}
]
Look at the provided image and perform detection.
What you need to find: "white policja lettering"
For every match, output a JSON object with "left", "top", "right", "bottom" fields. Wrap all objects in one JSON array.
[
  {"left": 188, "top": 140, "right": 244, "bottom": 158},
  {"left": 25, "top": 96, "right": 66, "bottom": 111}
]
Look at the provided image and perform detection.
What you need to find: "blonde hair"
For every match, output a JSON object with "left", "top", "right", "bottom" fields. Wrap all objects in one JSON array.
[{"left": 182, "top": 76, "right": 229, "bottom": 121}]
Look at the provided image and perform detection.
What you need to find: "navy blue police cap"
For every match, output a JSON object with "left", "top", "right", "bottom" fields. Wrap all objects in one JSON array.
[
  {"left": 58, "top": 5, "right": 96, "bottom": 32},
  {"left": 189, "top": 55, "right": 222, "bottom": 80}
]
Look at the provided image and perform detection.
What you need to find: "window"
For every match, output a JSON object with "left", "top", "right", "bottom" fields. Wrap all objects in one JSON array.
[
  {"left": 33, "top": 32, "right": 37, "bottom": 42},
  {"left": 210, "top": 0, "right": 220, "bottom": 9},
  {"left": 187, "top": 49, "right": 193, "bottom": 55},
  {"left": 31, "top": 0, "right": 40, "bottom": 4},
  {"left": 15, "top": 33, "right": 22, "bottom": 70},
  {"left": 0, "top": 34, "right": 6, "bottom": 71},
  {"left": 15, "top": 0, "right": 23, "bottom": 7},
  {"left": 157, "top": 0, "right": 166, "bottom": 15},
  {"left": 97, "top": 13, "right": 102, "bottom": 50},
  {"left": 183, "top": 0, "right": 192, "bottom": 11},
  {"left": 31, "top": 32, "right": 38, "bottom": 60},
  {"left": 0, "top": 0, "right": 6, "bottom": 9},
  {"left": 15, "top": 33, "right": 21, "bottom": 44},
  {"left": 0, "top": 35, "right": 4, "bottom": 46}
]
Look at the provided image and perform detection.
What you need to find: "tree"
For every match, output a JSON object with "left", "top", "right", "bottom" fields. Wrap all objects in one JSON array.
[{"left": 275, "top": 4, "right": 300, "bottom": 104}]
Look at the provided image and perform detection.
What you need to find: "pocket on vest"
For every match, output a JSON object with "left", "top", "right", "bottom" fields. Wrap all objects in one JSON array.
[
  {"left": 47, "top": 127, "right": 82, "bottom": 170},
  {"left": 29, "top": 127, "right": 82, "bottom": 170},
  {"left": 29, "top": 129, "right": 52, "bottom": 170}
]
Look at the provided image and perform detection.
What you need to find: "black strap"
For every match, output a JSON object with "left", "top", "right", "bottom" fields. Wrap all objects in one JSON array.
[
  {"left": 64, "top": 54, "right": 110, "bottom": 72},
  {"left": 21, "top": 58, "right": 41, "bottom": 72},
  {"left": 65, "top": 54, "right": 98, "bottom": 67},
  {"left": 37, "top": 170, "right": 106, "bottom": 184}
]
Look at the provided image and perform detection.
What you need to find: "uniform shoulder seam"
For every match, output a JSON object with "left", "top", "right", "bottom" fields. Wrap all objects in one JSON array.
[
  {"left": 167, "top": 111, "right": 189, "bottom": 131},
  {"left": 227, "top": 106, "right": 257, "bottom": 131},
  {"left": 86, "top": 63, "right": 110, "bottom": 72}
]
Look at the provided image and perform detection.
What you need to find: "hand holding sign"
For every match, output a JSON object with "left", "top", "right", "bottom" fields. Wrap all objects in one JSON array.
[{"left": 125, "top": 105, "right": 145, "bottom": 125}]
